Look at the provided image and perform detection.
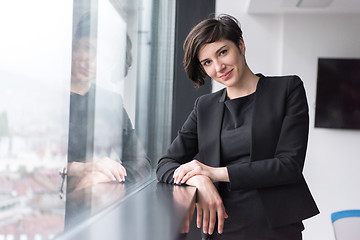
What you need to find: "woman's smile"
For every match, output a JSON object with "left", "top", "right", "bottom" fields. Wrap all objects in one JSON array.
[{"left": 220, "top": 69, "right": 233, "bottom": 80}]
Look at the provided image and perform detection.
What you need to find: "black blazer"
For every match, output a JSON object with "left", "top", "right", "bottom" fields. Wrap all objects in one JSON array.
[{"left": 157, "top": 74, "right": 319, "bottom": 227}]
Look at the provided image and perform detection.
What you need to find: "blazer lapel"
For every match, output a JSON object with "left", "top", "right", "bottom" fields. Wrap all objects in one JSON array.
[
  {"left": 251, "top": 75, "right": 264, "bottom": 161},
  {"left": 198, "top": 90, "right": 225, "bottom": 167}
]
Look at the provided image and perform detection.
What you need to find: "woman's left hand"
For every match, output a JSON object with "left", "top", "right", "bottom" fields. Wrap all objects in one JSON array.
[{"left": 173, "top": 160, "right": 229, "bottom": 184}]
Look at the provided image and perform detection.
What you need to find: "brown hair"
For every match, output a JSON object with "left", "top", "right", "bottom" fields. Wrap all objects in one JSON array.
[{"left": 183, "top": 14, "right": 243, "bottom": 87}]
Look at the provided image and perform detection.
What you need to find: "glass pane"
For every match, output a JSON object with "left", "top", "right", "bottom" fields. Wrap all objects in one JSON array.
[
  {"left": 64, "top": 0, "right": 175, "bottom": 235},
  {"left": 0, "top": 0, "right": 175, "bottom": 237},
  {"left": 0, "top": 0, "right": 73, "bottom": 238}
]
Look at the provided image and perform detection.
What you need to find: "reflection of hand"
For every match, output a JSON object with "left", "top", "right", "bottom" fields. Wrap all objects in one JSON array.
[
  {"left": 185, "top": 175, "right": 228, "bottom": 235},
  {"left": 181, "top": 200, "right": 195, "bottom": 234},
  {"left": 173, "top": 160, "right": 228, "bottom": 184},
  {"left": 74, "top": 171, "right": 113, "bottom": 190},
  {"left": 172, "top": 185, "right": 196, "bottom": 234},
  {"left": 68, "top": 157, "right": 126, "bottom": 182},
  {"left": 92, "top": 157, "right": 127, "bottom": 182}
]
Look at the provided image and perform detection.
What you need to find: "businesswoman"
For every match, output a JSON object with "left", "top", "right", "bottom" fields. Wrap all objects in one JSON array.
[{"left": 156, "top": 15, "right": 319, "bottom": 240}]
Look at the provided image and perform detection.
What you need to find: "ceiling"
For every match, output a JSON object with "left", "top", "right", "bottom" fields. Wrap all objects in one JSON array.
[{"left": 247, "top": 0, "right": 360, "bottom": 14}]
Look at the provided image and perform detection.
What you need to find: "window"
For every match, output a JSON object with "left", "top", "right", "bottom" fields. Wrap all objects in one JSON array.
[{"left": 0, "top": 0, "right": 175, "bottom": 238}]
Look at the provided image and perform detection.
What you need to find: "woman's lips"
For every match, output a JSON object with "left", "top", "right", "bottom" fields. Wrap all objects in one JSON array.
[{"left": 220, "top": 69, "right": 233, "bottom": 80}]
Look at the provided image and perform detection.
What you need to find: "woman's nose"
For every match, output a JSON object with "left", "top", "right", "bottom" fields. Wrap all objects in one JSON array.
[{"left": 214, "top": 60, "right": 225, "bottom": 72}]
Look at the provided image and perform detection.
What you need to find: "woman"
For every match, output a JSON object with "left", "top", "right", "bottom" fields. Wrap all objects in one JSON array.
[
  {"left": 156, "top": 15, "right": 319, "bottom": 240},
  {"left": 67, "top": 12, "right": 150, "bottom": 189}
]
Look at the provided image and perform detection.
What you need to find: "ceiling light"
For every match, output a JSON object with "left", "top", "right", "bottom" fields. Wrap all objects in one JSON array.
[{"left": 296, "top": 0, "right": 334, "bottom": 8}]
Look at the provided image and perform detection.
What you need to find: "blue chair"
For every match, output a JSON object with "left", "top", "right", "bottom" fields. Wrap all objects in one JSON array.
[{"left": 331, "top": 210, "right": 360, "bottom": 240}]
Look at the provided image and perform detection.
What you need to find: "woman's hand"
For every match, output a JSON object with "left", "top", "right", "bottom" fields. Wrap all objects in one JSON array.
[
  {"left": 173, "top": 160, "right": 229, "bottom": 184},
  {"left": 185, "top": 175, "right": 228, "bottom": 235}
]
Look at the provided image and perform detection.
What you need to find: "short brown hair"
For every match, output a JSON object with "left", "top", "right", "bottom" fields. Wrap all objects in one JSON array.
[{"left": 183, "top": 14, "right": 243, "bottom": 87}]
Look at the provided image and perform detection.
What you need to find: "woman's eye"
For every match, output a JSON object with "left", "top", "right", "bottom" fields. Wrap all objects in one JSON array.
[
  {"left": 203, "top": 60, "right": 211, "bottom": 66},
  {"left": 219, "top": 49, "right": 227, "bottom": 56}
]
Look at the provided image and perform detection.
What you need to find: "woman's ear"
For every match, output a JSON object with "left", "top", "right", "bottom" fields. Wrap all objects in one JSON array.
[{"left": 238, "top": 38, "right": 246, "bottom": 55}]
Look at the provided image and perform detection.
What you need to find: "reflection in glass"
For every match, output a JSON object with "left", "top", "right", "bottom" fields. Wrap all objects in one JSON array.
[
  {"left": 0, "top": 0, "right": 175, "bottom": 237},
  {"left": 65, "top": 0, "right": 152, "bottom": 228},
  {"left": 172, "top": 185, "right": 196, "bottom": 237}
]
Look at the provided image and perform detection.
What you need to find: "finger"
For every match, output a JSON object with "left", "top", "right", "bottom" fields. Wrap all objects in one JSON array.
[
  {"left": 208, "top": 209, "right": 216, "bottom": 235},
  {"left": 113, "top": 169, "right": 122, "bottom": 182},
  {"left": 217, "top": 208, "right": 225, "bottom": 234},
  {"left": 181, "top": 215, "right": 191, "bottom": 233},
  {"left": 202, "top": 209, "right": 209, "bottom": 234},
  {"left": 181, "top": 166, "right": 200, "bottom": 183},
  {"left": 120, "top": 164, "right": 127, "bottom": 176},
  {"left": 115, "top": 167, "right": 125, "bottom": 182},
  {"left": 173, "top": 167, "right": 179, "bottom": 179},
  {"left": 174, "top": 164, "right": 186, "bottom": 176},
  {"left": 189, "top": 203, "right": 195, "bottom": 222},
  {"left": 196, "top": 205, "right": 203, "bottom": 228},
  {"left": 180, "top": 170, "right": 193, "bottom": 184},
  {"left": 174, "top": 163, "right": 194, "bottom": 183},
  {"left": 118, "top": 164, "right": 127, "bottom": 181},
  {"left": 100, "top": 167, "right": 117, "bottom": 181},
  {"left": 175, "top": 169, "right": 187, "bottom": 184},
  {"left": 110, "top": 164, "right": 122, "bottom": 181},
  {"left": 110, "top": 163, "right": 123, "bottom": 182},
  {"left": 173, "top": 166, "right": 183, "bottom": 183}
]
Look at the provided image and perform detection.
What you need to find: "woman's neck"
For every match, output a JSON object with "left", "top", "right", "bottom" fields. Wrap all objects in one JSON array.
[
  {"left": 70, "top": 79, "right": 91, "bottom": 96},
  {"left": 226, "top": 68, "right": 259, "bottom": 100}
]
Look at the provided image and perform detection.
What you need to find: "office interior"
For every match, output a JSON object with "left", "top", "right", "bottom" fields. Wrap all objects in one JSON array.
[{"left": 0, "top": 0, "right": 359, "bottom": 239}]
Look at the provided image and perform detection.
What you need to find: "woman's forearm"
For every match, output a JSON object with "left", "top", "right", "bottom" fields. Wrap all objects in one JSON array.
[
  {"left": 208, "top": 167, "right": 229, "bottom": 183},
  {"left": 174, "top": 160, "right": 230, "bottom": 184},
  {"left": 185, "top": 174, "right": 211, "bottom": 187}
]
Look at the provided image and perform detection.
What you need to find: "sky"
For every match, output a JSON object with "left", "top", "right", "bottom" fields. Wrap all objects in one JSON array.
[{"left": 0, "top": 1, "right": 73, "bottom": 158}]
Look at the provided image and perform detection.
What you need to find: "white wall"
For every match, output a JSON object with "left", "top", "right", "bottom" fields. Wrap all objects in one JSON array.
[
  {"left": 216, "top": 1, "right": 360, "bottom": 239},
  {"left": 283, "top": 13, "right": 360, "bottom": 240}
]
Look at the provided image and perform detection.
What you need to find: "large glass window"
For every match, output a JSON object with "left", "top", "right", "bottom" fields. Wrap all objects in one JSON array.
[{"left": 0, "top": 0, "right": 175, "bottom": 238}]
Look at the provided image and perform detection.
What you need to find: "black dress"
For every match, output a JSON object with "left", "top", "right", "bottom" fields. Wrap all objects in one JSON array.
[{"left": 204, "top": 90, "right": 304, "bottom": 240}]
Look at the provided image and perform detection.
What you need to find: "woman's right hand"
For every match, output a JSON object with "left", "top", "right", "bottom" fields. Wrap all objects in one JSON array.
[
  {"left": 173, "top": 160, "right": 229, "bottom": 184},
  {"left": 185, "top": 175, "right": 228, "bottom": 235}
]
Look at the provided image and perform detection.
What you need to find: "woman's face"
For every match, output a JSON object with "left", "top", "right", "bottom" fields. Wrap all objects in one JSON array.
[
  {"left": 198, "top": 39, "right": 246, "bottom": 88},
  {"left": 71, "top": 37, "right": 97, "bottom": 83}
]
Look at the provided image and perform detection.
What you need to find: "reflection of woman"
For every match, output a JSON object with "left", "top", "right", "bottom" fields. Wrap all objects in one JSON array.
[
  {"left": 67, "top": 13, "right": 150, "bottom": 190},
  {"left": 157, "top": 15, "right": 319, "bottom": 240}
]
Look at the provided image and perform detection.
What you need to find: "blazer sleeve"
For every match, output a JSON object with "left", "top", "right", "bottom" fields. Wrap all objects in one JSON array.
[
  {"left": 227, "top": 76, "right": 310, "bottom": 190},
  {"left": 156, "top": 98, "right": 200, "bottom": 184}
]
